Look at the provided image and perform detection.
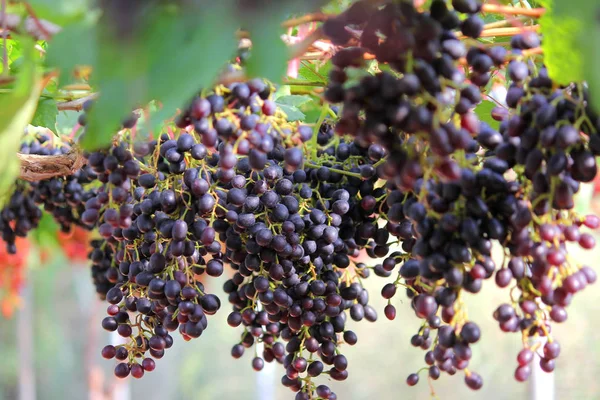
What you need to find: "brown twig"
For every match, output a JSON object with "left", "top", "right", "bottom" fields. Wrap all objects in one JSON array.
[
  {"left": 56, "top": 93, "right": 98, "bottom": 111},
  {"left": 18, "top": 146, "right": 86, "bottom": 181},
  {"left": 481, "top": 4, "right": 546, "bottom": 18},
  {"left": 22, "top": 2, "right": 52, "bottom": 40},
  {"left": 458, "top": 25, "right": 539, "bottom": 39},
  {"left": 523, "top": 47, "right": 543, "bottom": 56},
  {"left": 483, "top": 15, "right": 529, "bottom": 30}
]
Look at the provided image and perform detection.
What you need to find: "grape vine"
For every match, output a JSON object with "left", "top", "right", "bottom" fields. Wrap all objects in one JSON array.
[{"left": 2, "top": 0, "right": 600, "bottom": 399}]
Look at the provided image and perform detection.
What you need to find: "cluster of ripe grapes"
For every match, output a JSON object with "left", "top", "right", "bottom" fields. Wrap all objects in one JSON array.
[
  {"left": 320, "top": 0, "right": 600, "bottom": 389},
  {"left": 1, "top": 0, "right": 600, "bottom": 398}
]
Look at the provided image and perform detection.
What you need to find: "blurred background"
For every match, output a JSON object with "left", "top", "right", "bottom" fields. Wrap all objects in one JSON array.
[{"left": 0, "top": 183, "right": 599, "bottom": 400}]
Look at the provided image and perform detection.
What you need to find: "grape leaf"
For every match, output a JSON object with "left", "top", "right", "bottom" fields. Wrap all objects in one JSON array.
[
  {"left": 27, "top": 0, "right": 88, "bottom": 25},
  {"left": 541, "top": 0, "right": 600, "bottom": 111},
  {"left": 31, "top": 98, "right": 58, "bottom": 133},
  {"left": 46, "top": 18, "right": 98, "bottom": 86},
  {"left": 245, "top": 17, "right": 288, "bottom": 84},
  {"left": 30, "top": 211, "right": 61, "bottom": 250},
  {"left": 297, "top": 61, "right": 331, "bottom": 85},
  {"left": 277, "top": 104, "right": 305, "bottom": 121},
  {"left": 538, "top": 0, "right": 584, "bottom": 85},
  {"left": 243, "top": 1, "right": 326, "bottom": 84},
  {"left": 276, "top": 95, "right": 313, "bottom": 107},
  {"left": 273, "top": 85, "right": 291, "bottom": 101},
  {"left": 80, "top": 3, "right": 238, "bottom": 150},
  {"left": 475, "top": 101, "right": 500, "bottom": 130}
]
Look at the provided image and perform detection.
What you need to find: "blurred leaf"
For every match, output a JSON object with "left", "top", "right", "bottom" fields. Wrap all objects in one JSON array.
[
  {"left": 475, "top": 101, "right": 500, "bottom": 130},
  {"left": 276, "top": 94, "right": 313, "bottom": 107},
  {"left": 277, "top": 104, "right": 305, "bottom": 121},
  {"left": 538, "top": 0, "right": 584, "bottom": 85},
  {"left": 0, "top": 37, "right": 40, "bottom": 205},
  {"left": 299, "top": 97, "right": 322, "bottom": 123},
  {"left": 343, "top": 67, "right": 371, "bottom": 88},
  {"left": 541, "top": 0, "right": 600, "bottom": 111},
  {"left": 27, "top": 0, "right": 88, "bottom": 24},
  {"left": 56, "top": 110, "right": 79, "bottom": 135},
  {"left": 31, "top": 98, "right": 58, "bottom": 133},
  {"left": 243, "top": 1, "right": 326, "bottom": 83},
  {"left": 46, "top": 18, "right": 98, "bottom": 86},
  {"left": 30, "top": 211, "right": 61, "bottom": 249},
  {"left": 245, "top": 18, "right": 288, "bottom": 84},
  {"left": 80, "top": 3, "right": 238, "bottom": 149}
]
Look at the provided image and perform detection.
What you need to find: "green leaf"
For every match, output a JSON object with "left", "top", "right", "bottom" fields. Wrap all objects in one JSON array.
[
  {"left": 75, "top": 3, "right": 238, "bottom": 150},
  {"left": 542, "top": 0, "right": 600, "bottom": 111},
  {"left": 46, "top": 18, "right": 98, "bottom": 86},
  {"left": 538, "top": 0, "right": 584, "bottom": 85},
  {"left": 27, "top": 0, "right": 89, "bottom": 25},
  {"left": 277, "top": 104, "right": 305, "bottom": 121},
  {"left": 475, "top": 101, "right": 500, "bottom": 130},
  {"left": 297, "top": 61, "right": 331, "bottom": 84},
  {"left": 273, "top": 85, "right": 291, "bottom": 101},
  {"left": 276, "top": 95, "right": 313, "bottom": 107},
  {"left": 245, "top": 17, "right": 288, "bottom": 84},
  {"left": 0, "top": 37, "right": 40, "bottom": 205},
  {"left": 243, "top": 1, "right": 326, "bottom": 83},
  {"left": 343, "top": 67, "right": 371, "bottom": 88},
  {"left": 30, "top": 212, "right": 61, "bottom": 249},
  {"left": 31, "top": 98, "right": 58, "bottom": 133}
]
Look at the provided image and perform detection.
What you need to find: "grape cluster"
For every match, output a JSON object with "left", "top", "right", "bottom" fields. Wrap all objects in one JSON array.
[
  {"left": 478, "top": 35, "right": 600, "bottom": 380},
  {"left": 321, "top": 0, "right": 599, "bottom": 393},
  {"left": 2, "top": 0, "right": 600, "bottom": 397},
  {"left": 83, "top": 137, "right": 224, "bottom": 378},
  {"left": 218, "top": 123, "right": 398, "bottom": 399},
  {"left": 324, "top": 0, "right": 491, "bottom": 192}
]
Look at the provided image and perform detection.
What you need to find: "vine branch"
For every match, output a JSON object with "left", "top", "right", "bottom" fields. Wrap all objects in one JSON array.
[
  {"left": 18, "top": 147, "right": 86, "bottom": 182},
  {"left": 56, "top": 94, "right": 98, "bottom": 111},
  {"left": 481, "top": 4, "right": 546, "bottom": 18}
]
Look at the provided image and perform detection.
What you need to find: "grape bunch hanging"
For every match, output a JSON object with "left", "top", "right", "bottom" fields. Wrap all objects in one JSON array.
[{"left": 3, "top": 0, "right": 600, "bottom": 399}]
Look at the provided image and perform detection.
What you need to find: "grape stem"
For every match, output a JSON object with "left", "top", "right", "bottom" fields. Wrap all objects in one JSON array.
[
  {"left": 304, "top": 162, "right": 363, "bottom": 179},
  {"left": 480, "top": 4, "right": 546, "bottom": 18},
  {"left": 57, "top": 93, "right": 99, "bottom": 111},
  {"left": 467, "top": 25, "right": 540, "bottom": 39}
]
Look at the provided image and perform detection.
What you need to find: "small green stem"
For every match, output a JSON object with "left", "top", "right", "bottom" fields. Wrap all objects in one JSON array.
[
  {"left": 311, "top": 103, "right": 330, "bottom": 160},
  {"left": 304, "top": 161, "right": 362, "bottom": 179},
  {"left": 284, "top": 80, "right": 327, "bottom": 87}
]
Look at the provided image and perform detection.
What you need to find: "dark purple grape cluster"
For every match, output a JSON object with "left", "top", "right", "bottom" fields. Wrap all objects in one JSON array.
[
  {"left": 320, "top": 0, "right": 599, "bottom": 393},
  {"left": 82, "top": 138, "right": 225, "bottom": 378},
  {"left": 323, "top": 0, "right": 492, "bottom": 192},
  {"left": 0, "top": 181, "right": 41, "bottom": 254},
  {"left": 3, "top": 1, "right": 600, "bottom": 397},
  {"left": 219, "top": 123, "right": 400, "bottom": 399}
]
